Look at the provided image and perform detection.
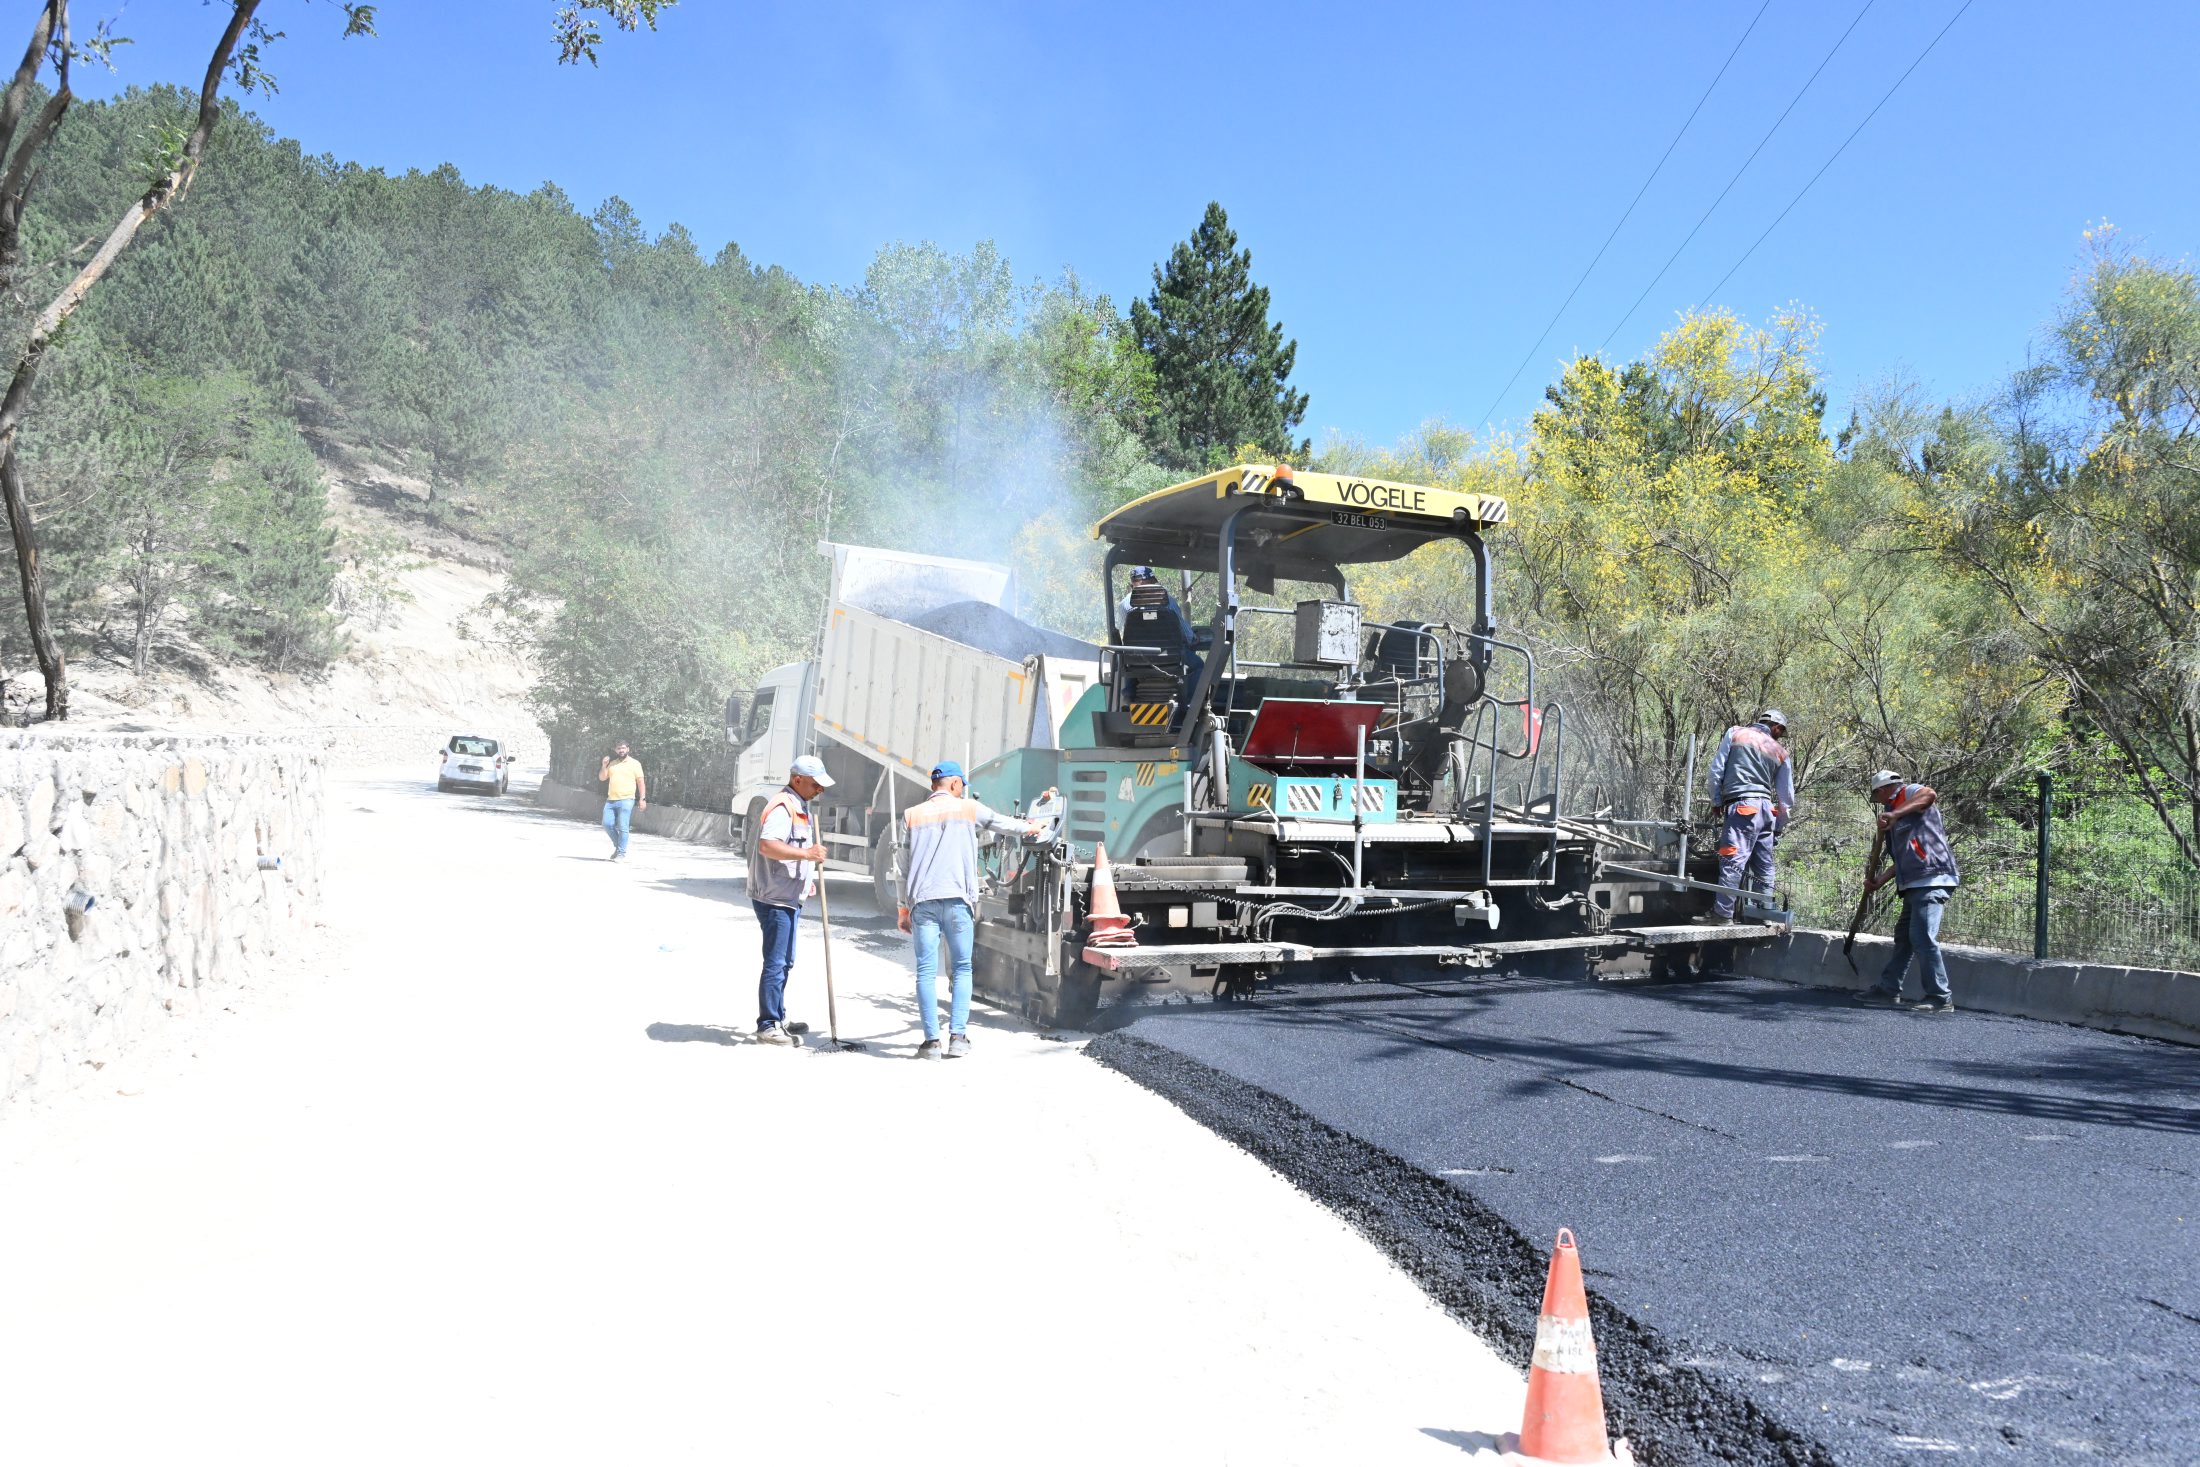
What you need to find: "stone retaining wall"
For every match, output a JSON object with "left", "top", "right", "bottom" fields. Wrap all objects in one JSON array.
[
  {"left": 1734, "top": 928, "right": 2200, "bottom": 1046},
  {"left": 0, "top": 732, "right": 326, "bottom": 1107}
]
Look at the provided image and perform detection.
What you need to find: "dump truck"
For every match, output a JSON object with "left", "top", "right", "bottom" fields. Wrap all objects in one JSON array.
[
  {"left": 949, "top": 464, "right": 1785, "bottom": 1025},
  {"left": 725, "top": 542, "right": 1102, "bottom": 908}
]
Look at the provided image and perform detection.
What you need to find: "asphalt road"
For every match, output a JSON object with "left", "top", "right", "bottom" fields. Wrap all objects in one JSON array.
[{"left": 1099, "top": 970, "right": 2200, "bottom": 1466}]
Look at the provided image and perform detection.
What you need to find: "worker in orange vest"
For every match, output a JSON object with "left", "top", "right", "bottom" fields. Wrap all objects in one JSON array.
[{"left": 1701, "top": 708, "right": 1796, "bottom": 921}]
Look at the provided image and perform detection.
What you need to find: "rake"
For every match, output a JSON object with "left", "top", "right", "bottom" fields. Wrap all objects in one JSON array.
[
  {"left": 1843, "top": 828, "right": 1891, "bottom": 973},
  {"left": 812, "top": 875, "right": 865, "bottom": 1051}
]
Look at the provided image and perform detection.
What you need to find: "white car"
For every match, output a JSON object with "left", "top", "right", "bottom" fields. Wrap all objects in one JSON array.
[{"left": 437, "top": 733, "right": 511, "bottom": 795}]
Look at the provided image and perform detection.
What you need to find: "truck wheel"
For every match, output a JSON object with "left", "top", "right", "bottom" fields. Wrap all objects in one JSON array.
[{"left": 870, "top": 833, "right": 899, "bottom": 914}]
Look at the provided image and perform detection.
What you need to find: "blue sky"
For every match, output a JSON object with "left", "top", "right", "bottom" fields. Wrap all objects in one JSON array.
[{"left": 75, "top": 0, "right": 2200, "bottom": 448}]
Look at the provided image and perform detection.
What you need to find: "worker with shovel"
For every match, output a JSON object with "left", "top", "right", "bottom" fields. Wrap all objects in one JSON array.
[
  {"left": 1855, "top": 770, "right": 1962, "bottom": 1013},
  {"left": 749, "top": 754, "right": 832, "bottom": 1047},
  {"left": 896, "top": 761, "right": 1050, "bottom": 1060}
]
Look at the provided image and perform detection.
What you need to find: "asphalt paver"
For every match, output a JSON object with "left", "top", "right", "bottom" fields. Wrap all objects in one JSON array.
[{"left": 1098, "top": 972, "right": 2200, "bottom": 1466}]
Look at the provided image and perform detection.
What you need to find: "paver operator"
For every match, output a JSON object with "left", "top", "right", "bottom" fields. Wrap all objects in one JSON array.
[
  {"left": 749, "top": 754, "right": 833, "bottom": 1047},
  {"left": 895, "top": 761, "right": 1049, "bottom": 1060},
  {"left": 598, "top": 741, "right": 647, "bottom": 862},
  {"left": 1703, "top": 708, "right": 1797, "bottom": 921},
  {"left": 1857, "top": 770, "right": 1962, "bottom": 1013}
]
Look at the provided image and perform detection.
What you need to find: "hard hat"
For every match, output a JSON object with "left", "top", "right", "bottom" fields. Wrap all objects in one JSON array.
[
  {"left": 789, "top": 754, "right": 834, "bottom": 788},
  {"left": 1758, "top": 707, "right": 1790, "bottom": 731},
  {"left": 1868, "top": 769, "right": 1904, "bottom": 794}
]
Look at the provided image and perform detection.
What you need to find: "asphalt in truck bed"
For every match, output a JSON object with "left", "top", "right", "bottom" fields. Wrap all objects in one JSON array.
[{"left": 1090, "top": 971, "right": 2200, "bottom": 1466}]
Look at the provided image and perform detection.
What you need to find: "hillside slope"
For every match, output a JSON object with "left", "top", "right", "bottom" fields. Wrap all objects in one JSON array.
[{"left": 12, "top": 467, "right": 545, "bottom": 769}]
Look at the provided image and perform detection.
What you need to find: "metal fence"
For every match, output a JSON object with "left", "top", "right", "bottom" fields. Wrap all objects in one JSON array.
[{"left": 1781, "top": 774, "right": 2200, "bottom": 974}]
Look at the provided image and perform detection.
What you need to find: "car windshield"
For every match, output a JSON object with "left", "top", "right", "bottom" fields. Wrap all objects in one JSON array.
[{"left": 449, "top": 737, "right": 497, "bottom": 756}]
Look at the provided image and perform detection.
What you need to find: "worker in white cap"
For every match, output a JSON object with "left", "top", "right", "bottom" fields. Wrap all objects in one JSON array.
[
  {"left": 1701, "top": 708, "right": 1797, "bottom": 921},
  {"left": 747, "top": 753, "right": 833, "bottom": 1046},
  {"left": 1856, "top": 769, "right": 1961, "bottom": 1012}
]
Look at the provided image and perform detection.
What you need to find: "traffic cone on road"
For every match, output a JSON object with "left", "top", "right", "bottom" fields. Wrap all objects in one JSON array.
[
  {"left": 1503, "top": 1229, "right": 1633, "bottom": 1465},
  {"left": 1085, "top": 842, "right": 1137, "bottom": 948}
]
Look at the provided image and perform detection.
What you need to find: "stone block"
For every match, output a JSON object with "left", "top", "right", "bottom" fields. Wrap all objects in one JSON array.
[
  {"left": 93, "top": 797, "right": 127, "bottom": 841},
  {"left": 22, "top": 831, "right": 60, "bottom": 872},
  {"left": 26, "top": 774, "right": 55, "bottom": 836},
  {"left": 182, "top": 757, "right": 207, "bottom": 798},
  {"left": 0, "top": 790, "right": 20, "bottom": 860}
]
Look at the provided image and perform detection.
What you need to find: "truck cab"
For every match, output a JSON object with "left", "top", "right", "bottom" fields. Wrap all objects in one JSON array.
[{"left": 727, "top": 660, "right": 814, "bottom": 835}]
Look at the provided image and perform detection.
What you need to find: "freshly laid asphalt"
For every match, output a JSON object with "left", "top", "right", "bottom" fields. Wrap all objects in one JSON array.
[{"left": 1093, "top": 972, "right": 2200, "bottom": 1466}]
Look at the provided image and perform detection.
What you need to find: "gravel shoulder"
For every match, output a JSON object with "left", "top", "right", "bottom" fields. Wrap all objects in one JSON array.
[{"left": 0, "top": 773, "right": 1524, "bottom": 1465}]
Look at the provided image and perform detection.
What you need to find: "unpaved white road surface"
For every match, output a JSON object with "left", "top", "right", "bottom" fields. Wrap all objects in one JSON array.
[{"left": 0, "top": 774, "right": 1524, "bottom": 1465}]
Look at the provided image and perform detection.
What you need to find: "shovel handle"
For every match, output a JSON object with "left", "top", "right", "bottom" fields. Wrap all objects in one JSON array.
[{"left": 817, "top": 869, "right": 841, "bottom": 1044}]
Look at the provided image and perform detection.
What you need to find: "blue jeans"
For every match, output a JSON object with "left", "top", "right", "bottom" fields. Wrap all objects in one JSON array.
[
  {"left": 602, "top": 798, "right": 635, "bottom": 855},
  {"left": 1877, "top": 889, "right": 1952, "bottom": 1002},
  {"left": 755, "top": 900, "right": 798, "bottom": 1031},
  {"left": 911, "top": 897, "right": 975, "bottom": 1042}
]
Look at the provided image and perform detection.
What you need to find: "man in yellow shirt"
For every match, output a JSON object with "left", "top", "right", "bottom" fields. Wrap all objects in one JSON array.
[{"left": 598, "top": 740, "right": 648, "bottom": 861}]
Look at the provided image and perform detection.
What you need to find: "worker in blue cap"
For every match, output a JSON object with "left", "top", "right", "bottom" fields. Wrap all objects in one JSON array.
[{"left": 895, "top": 760, "right": 1050, "bottom": 1059}]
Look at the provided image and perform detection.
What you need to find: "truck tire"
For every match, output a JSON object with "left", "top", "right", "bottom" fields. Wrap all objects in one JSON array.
[{"left": 870, "top": 832, "right": 899, "bottom": 914}]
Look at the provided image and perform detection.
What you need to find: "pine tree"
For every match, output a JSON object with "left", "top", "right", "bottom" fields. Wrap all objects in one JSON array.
[{"left": 1129, "top": 202, "right": 1309, "bottom": 471}]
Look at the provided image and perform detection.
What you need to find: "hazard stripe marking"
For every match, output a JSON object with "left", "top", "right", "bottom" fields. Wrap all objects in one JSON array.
[{"left": 1529, "top": 1315, "right": 1598, "bottom": 1375}]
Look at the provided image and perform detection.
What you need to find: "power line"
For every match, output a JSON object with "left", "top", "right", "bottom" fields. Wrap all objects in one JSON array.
[
  {"left": 1699, "top": 0, "right": 1976, "bottom": 306},
  {"left": 1473, "top": 0, "right": 1773, "bottom": 429},
  {"left": 1599, "top": 0, "right": 1877, "bottom": 355}
]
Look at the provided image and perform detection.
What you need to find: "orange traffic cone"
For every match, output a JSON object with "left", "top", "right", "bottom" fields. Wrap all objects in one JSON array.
[
  {"left": 1503, "top": 1229, "right": 1632, "bottom": 1465},
  {"left": 1085, "top": 842, "right": 1137, "bottom": 948}
]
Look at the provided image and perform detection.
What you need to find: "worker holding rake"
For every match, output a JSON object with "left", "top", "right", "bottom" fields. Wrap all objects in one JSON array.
[{"left": 1855, "top": 770, "right": 1962, "bottom": 1013}]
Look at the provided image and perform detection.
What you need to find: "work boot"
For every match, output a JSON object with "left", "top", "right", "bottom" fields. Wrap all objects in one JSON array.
[
  {"left": 1914, "top": 998, "right": 1956, "bottom": 1014},
  {"left": 947, "top": 1033, "right": 972, "bottom": 1059},
  {"left": 914, "top": 1039, "right": 943, "bottom": 1061},
  {"left": 754, "top": 1025, "right": 794, "bottom": 1047},
  {"left": 1853, "top": 989, "right": 1906, "bottom": 1007}
]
